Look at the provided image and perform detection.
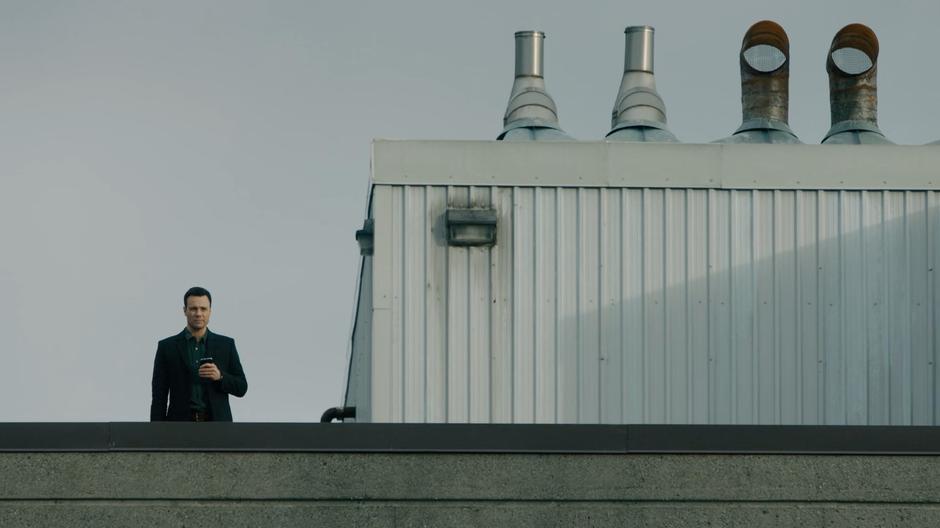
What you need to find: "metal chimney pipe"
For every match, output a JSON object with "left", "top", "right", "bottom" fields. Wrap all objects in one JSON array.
[
  {"left": 607, "top": 26, "right": 677, "bottom": 142},
  {"left": 740, "top": 20, "right": 790, "bottom": 124},
  {"left": 828, "top": 24, "right": 878, "bottom": 125},
  {"left": 624, "top": 26, "right": 654, "bottom": 73},
  {"left": 823, "top": 23, "right": 891, "bottom": 144},
  {"left": 717, "top": 20, "right": 799, "bottom": 143},
  {"left": 499, "top": 31, "right": 569, "bottom": 141},
  {"left": 514, "top": 31, "right": 544, "bottom": 77}
]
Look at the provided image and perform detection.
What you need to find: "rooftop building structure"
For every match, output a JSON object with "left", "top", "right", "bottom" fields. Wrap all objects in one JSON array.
[{"left": 344, "top": 23, "right": 940, "bottom": 425}]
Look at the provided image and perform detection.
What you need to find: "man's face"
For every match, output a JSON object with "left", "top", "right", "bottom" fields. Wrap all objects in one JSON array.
[{"left": 184, "top": 295, "right": 212, "bottom": 331}]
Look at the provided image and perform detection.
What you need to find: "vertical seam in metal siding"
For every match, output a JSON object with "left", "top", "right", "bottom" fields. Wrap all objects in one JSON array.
[
  {"left": 839, "top": 190, "right": 846, "bottom": 424},
  {"left": 857, "top": 191, "right": 866, "bottom": 424},
  {"left": 683, "top": 189, "right": 695, "bottom": 423},
  {"left": 705, "top": 190, "right": 713, "bottom": 423},
  {"left": 487, "top": 187, "right": 494, "bottom": 423},
  {"left": 554, "top": 188, "right": 560, "bottom": 423},
  {"left": 574, "top": 187, "right": 584, "bottom": 423},
  {"left": 642, "top": 189, "right": 648, "bottom": 423},
  {"left": 444, "top": 186, "right": 451, "bottom": 423},
  {"left": 880, "top": 191, "right": 896, "bottom": 425},
  {"left": 422, "top": 187, "right": 429, "bottom": 423},
  {"left": 728, "top": 190, "right": 734, "bottom": 423},
  {"left": 861, "top": 191, "right": 869, "bottom": 424},
  {"left": 795, "top": 191, "right": 803, "bottom": 423},
  {"left": 532, "top": 187, "right": 539, "bottom": 420},
  {"left": 511, "top": 187, "right": 516, "bottom": 423},
  {"left": 705, "top": 190, "right": 712, "bottom": 423},
  {"left": 443, "top": 185, "right": 450, "bottom": 422},
  {"left": 773, "top": 191, "right": 780, "bottom": 424},
  {"left": 660, "top": 189, "right": 672, "bottom": 423},
  {"left": 464, "top": 189, "right": 472, "bottom": 422},
  {"left": 816, "top": 190, "right": 824, "bottom": 423},
  {"left": 619, "top": 188, "right": 626, "bottom": 424},
  {"left": 751, "top": 190, "right": 758, "bottom": 423},
  {"left": 927, "top": 191, "right": 940, "bottom": 425},
  {"left": 598, "top": 189, "right": 605, "bottom": 421},
  {"left": 445, "top": 185, "right": 453, "bottom": 422},
  {"left": 905, "top": 191, "right": 913, "bottom": 424},
  {"left": 729, "top": 191, "right": 737, "bottom": 424},
  {"left": 929, "top": 192, "right": 936, "bottom": 424},
  {"left": 399, "top": 186, "right": 407, "bottom": 422},
  {"left": 661, "top": 189, "right": 668, "bottom": 423},
  {"left": 685, "top": 190, "right": 693, "bottom": 423}
]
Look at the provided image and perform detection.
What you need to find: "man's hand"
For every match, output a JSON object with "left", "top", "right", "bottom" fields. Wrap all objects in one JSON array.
[{"left": 198, "top": 363, "right": 222, "bottom": 381}]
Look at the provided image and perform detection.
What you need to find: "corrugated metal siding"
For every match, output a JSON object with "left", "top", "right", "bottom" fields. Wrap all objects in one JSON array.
[
  {"left": 369, "top": 185, "right": 940, "bottom": 425},
  {"left": 344, "top": 256, "right": 373, "bottom": 422}
]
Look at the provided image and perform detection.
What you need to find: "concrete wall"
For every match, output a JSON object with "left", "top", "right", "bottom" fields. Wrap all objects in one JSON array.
[{"left": 3, "top": 451, "right": 940, "bottom": 527}]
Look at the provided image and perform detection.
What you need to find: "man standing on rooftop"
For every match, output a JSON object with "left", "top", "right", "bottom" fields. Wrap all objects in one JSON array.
[{"left": 150, "top": 286, "right": 248, "bottom": 422}]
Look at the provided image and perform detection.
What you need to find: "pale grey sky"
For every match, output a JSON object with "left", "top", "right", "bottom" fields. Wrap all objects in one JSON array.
[{"left": 1, "top": 0, "right": 937, "bottom": 422}]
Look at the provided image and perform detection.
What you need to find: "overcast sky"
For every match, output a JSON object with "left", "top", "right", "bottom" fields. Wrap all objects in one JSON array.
[{"left": 1, "top": 1, "right": 938, "bottom": 422}]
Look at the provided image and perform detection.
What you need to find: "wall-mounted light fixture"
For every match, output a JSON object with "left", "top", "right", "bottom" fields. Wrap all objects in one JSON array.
[{"left": 445, "top": 208, "right": 497, "bottom": 247}]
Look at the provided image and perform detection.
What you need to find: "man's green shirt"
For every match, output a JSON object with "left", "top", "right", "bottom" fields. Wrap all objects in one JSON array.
[{"left": 184, "top": 329, "right": 208, "bottom": 411}]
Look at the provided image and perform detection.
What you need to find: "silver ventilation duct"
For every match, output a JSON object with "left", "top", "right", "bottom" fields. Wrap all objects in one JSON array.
[
  {"left": 498, "top": 31, "right": 571, "bottom": 141},
  {"left": 822, "top": 23, "right": 893, "bottom": 144},
  {"left": 717, "top": 20, "right": 800, "bottom": 144},
  {"left": 607, "top": 26, "right": 677, "bottom": 142}
]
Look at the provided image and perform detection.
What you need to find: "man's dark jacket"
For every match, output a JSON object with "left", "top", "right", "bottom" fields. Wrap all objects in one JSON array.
[{"left": 150, "top": 329, "right": 248, "bottom": 421}]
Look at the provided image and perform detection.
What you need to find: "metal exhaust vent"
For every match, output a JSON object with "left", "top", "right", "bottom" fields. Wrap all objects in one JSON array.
[
  {"left": 607, "top": 26, "right": 678, "bottom": 142},
  {"left": 822, "top": 23, "right": 893, "bottom": 144},
  {"left": 717, "top": 20, "right": 800, "bottom": 144},
  {"left": 498, "top": 31, "right": 572, "bottom": 141}
]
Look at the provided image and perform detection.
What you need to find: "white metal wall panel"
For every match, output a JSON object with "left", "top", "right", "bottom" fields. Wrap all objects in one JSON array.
[
  {"left": 446, "top": 186, "right": 469, "bottom": 422},
  {"left": 557, "top": 189, "right": 579, "bottom": 422},
  {"left": 622, "top": 190, "right": 644, "bottom": 423},
  {"left": 367, "top": 185, "right": 940, "bottom": 425},
  {"left": 491, "top": 187, "right": 514, "bottom": 423},
  {"left": 910, "top": 193, "right": 932, "bottom": 424},
  {"left": 774, "top": 190, "right": 798, "bottom": 424},
  {"left": 468, "top": 187, "right": 492, "bottom": 422},
  {"left": 688, "top": 190, "right": 709, "bottom": 424},
  {"left": 579, "top": 189, "right": 601, "bottom": 423},
  {"left": 403, "top": 187, "right": 425, "bottom": 422},
  {"left": 665, "top": 189, "right": 688, "bottom": 423},
  {"left": 600, "top": 188, "right": 622, "bottom": 424},
  {"left": 344, "top": 256, "right": 373, "bottom": 422},
  {"left": 797, "top": 191, "right": 821, "bottom": 423},
  {"left": 535, "top": 187, "right": 557, "bottom": 423},
  {"left": 644, "top": 189, "right": 666, "bottom": 423},
  {"left": 425, "top": 186, "right": 447, "bottom": 423},
  {"left": 513, "top": 187, "right": 535, "bottom": 422}
]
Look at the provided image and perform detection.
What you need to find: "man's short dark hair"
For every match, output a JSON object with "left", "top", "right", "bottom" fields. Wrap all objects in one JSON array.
[{"left": 184, "top": 286, "right": 212, "bottom": 307}]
